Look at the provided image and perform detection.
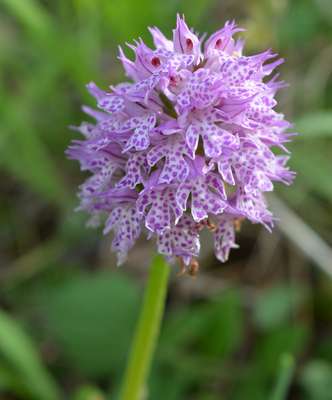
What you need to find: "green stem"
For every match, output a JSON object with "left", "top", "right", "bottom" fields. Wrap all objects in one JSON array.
[
  {"left": 119, "top": 255, "right": 170, "bottom": 400},
  {"left": 270, "top": 354, "right": 295, "bottom": 400}
]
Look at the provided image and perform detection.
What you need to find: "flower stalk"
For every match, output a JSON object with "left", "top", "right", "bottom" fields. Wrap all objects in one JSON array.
[{"left": 119, "top": 255, "right": 170, "bottom": 400}]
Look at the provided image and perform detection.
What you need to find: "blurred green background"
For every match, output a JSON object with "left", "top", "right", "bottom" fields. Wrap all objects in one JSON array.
[{"left": 1, "top": 0, "right": 332, "bottom": 399}]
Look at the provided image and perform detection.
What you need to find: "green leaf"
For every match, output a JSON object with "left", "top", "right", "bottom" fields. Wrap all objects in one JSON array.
[
  {"left": 1, "top": 0, "right": 54, "bottom": 38},
  {"left": 0, "top": 130, "right": 70, "bottom": 208},
  {"left": 0, "top": 362, "right": 20, "bottom": 392},
  {"left": 289, "top": 144, "right": 332, "bottom": 201},
  {"left": 233, "top": 367, "right": 268, "bottom": 400},
  {"left": 154, "top": 290, "right": 244, "bottom": 400},
  {"left": 0, "top": 98, "right": 70, "bottom": 208},
  {"left": 0, "top": 310, "right": 60, "bottom": 400},
  {"left": 175, "top": 0, "right": 218, "bottom": 26},
  {"left": 41, "top": 271, "right": 140, "bottom": 378},
  {"left": 161, "top": 289, "right": 243, "bottom": 360},
  {"left": 198, "top": 290, "right": 243, "bottom": 358},
  {"left": 255, "top": 324, "right": 310, "bottom": 377},
  {"left": 295, "top": 112, "right": 332, "bottom": 138},
  {"left": 299, "top": 360, "right": 332, "bottom": 400},
  {"left": 102, "top": 0, "right": 160, "bottom": 44},
  {"left": 160, "top": 305, "right": 208, "bottom": 352},
  {"left": 253, "top": 285, "right": 307, "bottom": 330},
  {"left": 315, "top": 0, "right": 332, "bottom": 24},
  {"left": 277, "top": 0, "right": 320, "bottom": 47},
  {"left": 149, "top": 366, "right": 192, "bottom": 400}
]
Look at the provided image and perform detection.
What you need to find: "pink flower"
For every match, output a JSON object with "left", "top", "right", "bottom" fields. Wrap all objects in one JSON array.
[{"left": 67, "top": 15, "right": 295, "bottom": 270}]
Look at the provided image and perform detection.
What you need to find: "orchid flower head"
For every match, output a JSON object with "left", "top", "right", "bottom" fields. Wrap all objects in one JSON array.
[{"left": 67, "top": 15, "right": 295, "bottom": 271}]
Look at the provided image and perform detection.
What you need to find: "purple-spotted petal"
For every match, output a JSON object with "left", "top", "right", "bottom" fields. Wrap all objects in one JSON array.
[
  {"left": 157, "top": 214, "right": 200, "bottom": 263},
  {"left": 176, "top": 174, "right": 227, "bottom": 222},
  {"left": 104, "top": 206, "right": 142, "bottom": 265},
  {"left": 147, "top": 136, "right": 191, "bottom": 184},
  {"left": 116, "top": 152, "right": 148, "bottom": 189},
  {"left": 137, "top": 186, "right": 183, "bottom": 233},
  {"left": 122, "top": 114, "right": 156, "bottom": 152},
  {"left": 214, "top": 217, "right": 239, "bottom": 262}
]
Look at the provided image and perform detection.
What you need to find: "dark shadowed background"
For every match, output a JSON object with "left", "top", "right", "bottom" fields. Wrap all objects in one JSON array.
[{"left": 1, "top": 0, "right": 332, "bottom": 399}]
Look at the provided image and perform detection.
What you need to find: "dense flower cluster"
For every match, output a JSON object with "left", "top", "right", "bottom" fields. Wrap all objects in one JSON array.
[{"left": 67, "top": 15, "right": 295, "bottom": 270}]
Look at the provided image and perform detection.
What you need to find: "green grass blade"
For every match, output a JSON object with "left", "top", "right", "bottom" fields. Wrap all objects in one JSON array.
[
  {"left": 0, "top": 310, "right": 61, "bottom": 400},
  {"left": 295, "top": 111, "right": 332, "bottom": 138},
  {"left": 0, "top": 97, "right": 71, "bottom": 207},
  {"left": 1, "top": 0, "right": 54, "bottom": 37}
]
